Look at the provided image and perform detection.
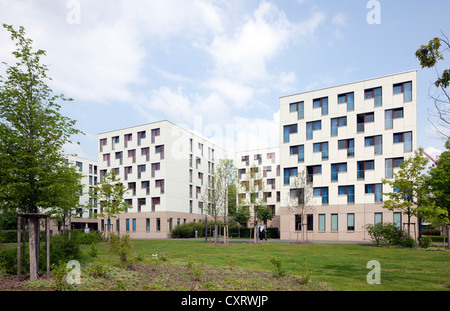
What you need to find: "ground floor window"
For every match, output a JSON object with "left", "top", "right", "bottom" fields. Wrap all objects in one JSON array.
[
  {"left": 375, "top": 212, "right": 383, "bottom": 224},
  {"left": 347, "top": 213, "right": 355, "bottom": 231},
  {"left": 307, "top": 214, "right": 313, "bottom": 231},
  {"left": 146, "top": 218, "right": 150, "bottom": 232},
  {"left": 156, "top": 218, "right": 161, "bottom": 232},
  {"left": 319, "top": 214, "right": 325, "bottom": 232},
  {"left": 394, "top": 212, "right": 402, "bottom": 229},
  {"left": 331, "top": 214, "right": 338, "bottom": 232},
  {"left": 295, "top": 214, "right": 302, "bottom": 231}
]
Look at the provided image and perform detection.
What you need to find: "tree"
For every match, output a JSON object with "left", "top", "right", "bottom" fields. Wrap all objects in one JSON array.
[
  {"left": 0, "top": 24, "right": 83, "bottom": 280},
  {"left": 422, "top": 139, "right": 450, "bottom": 230},
  {"left": 285, "top": 169, "right": 314, "bottom": 243},
  {"left": 237, "top": 164, "right": 272, "bottom": 243},
  {"left": 415, "top": 33, "right": 450, "bottom": 140},
  {"left": 382, "top": 148, "right": 429, "bottom": 238},
  {"left": 203, "top": 158, "right": 236, "bottom": 244},
  {"left": 89, "top": 170, "right": 128, "bottom": 235},
  {"left": 45, "top": 162, "right": 83, "bottom": 235},
  {"left": 0, "top": 24, "right": 83, "bottom": 214}
]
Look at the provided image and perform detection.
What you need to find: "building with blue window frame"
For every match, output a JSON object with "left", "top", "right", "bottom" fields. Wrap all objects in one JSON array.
[{"left": 279, "top": 71, "right": 418, "bottom": 242}]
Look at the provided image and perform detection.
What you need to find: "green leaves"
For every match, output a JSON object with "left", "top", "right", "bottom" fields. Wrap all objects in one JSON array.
[
  {"left": 89, "top": 170, "right": 128, "bottom": 220},
  {"left": 415, "top": 37, "right": 443, "bottom": 69},
  {"left": 0, "top": 24, "right": 83, "bottom": 214},
  {"left": 382, "top": 148, "right": 429, "bottom": 219}
]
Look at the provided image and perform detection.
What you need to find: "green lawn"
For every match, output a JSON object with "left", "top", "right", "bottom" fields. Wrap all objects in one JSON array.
[{"left": 83, "top": 240, "right": 450, "bottom": 291}]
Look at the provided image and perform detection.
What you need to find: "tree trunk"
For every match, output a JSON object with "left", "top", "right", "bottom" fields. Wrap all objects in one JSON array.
[
  {"left": 253, "top": 220, "right": 257, "bottom": 243},
  {"left": 29, "top": 218, "right": 38, "bottom": 281},
  {"left": 214, "top": 223, "right": 218, "bottom": 243}
]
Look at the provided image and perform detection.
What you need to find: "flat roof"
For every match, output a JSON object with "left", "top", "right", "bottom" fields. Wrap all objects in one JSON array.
[{"left": 279, "top": 70, "right": 417, "bottom": 99}]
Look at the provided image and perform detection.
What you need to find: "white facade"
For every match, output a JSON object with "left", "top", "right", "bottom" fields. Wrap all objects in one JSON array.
[
  {"left": 97, "top": 120, "right": 227, "bottom": 238},
  {"left": 235, "top": 147, "right": 281, "bottom": 228},
  {"left": 65, "top": 155, "right": 99, "bottom": 230},
  {"left": 279, "top": 71, "right": 418, "bottom": 241}
]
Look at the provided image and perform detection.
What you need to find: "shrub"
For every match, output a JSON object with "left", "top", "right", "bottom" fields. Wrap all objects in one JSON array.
[
  {"left": 108, "top": 233, "right": 134, "bottom": 267},
  {"left": 400, "top": 235, "right": 416, "bottom": 248},
  {"left": 421, "top": 229, "right": 440, "bottom": 236},
  {"left": 268, "top": 256, "right": 287, "bottom": 277},
  {"left": 299, "top": 257, "right": 312, "bottom": 285},
  {"left": 419, "top": 236, "right": 432, "bottom": 249},
  {"left": 88, "top": 243, "right": 98, "bottom": 258},
  {"left": 85, "top": 263, "right": 110, "bottom": 278},
  {"left": 51, "top": 261, "right": 68, "bottom": 291},
  {"left": 0, "top": 247, "right": 19, "bottom": 275},
  {"left": 365, "top": 223, "right": 403, "bottom": 246},
  {"left": 0, "top": 230, "right": 18, "bottom": 243},
  {"left": 50, "top": 233, "right": 82, "bottom": 264}
]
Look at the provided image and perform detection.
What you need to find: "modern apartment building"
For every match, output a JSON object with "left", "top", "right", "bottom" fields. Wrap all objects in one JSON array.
[
  {"left": 58, "top": 155, "right": 99, "bottom": 232},
  {"left": 97, "top": 120, "right": 227, "bottom": 238},
  {"left": 279, "top": 71, "right": 418, "bottom": 241},
  {"left": 236, "top": 147, "right": 281, "bottom": 228}
]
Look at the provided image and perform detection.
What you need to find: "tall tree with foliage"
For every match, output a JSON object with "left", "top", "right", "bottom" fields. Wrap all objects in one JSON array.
[
  {"left": 422, "top": 139, "right": 450, "bottom": 229},
  {"left": 0, "top": 24, "right": 83, "bottom": 281},
  {"left": 89, "top": 170, "right": 128, "bottom": 234},
  {"left": 382, "top": 148, "right": 429, "bottom": 238},
  {"left": 416, "top": 33, "right": 450, "bottom": 140},
  {"left": 46, "top": 162, "right": 83, "bottom": 234},
  {"left": 0, "top": 24, "right": 83, "bottom": 214}
]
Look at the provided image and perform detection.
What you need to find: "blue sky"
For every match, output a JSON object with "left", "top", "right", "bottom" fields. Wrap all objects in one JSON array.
[{"left": 1, "top": 0, "right": 449, "bottom": 161}]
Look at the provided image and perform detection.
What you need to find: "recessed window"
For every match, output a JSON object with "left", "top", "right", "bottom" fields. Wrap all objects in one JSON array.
[
  {"left": 284, "top": 167, "right": 298, "bottom": 185},
  {"left": 385, "top": 108, "right": 403, "bottom": 129},
  {"left": 283, "top": 124, "right": 298, "bottom": 143},
  {"left": 385, "top": 157, "right": 403, "bottom": 178},
  {"left": 365, "top": 87, "right": 382, "bottom": 107},
  {"left": 393, "top": 132, "right": 412, "bottom": 152},
  {"left": 289, "top": 101, "right": 304, "bottom": 119},
  {"left": 313, "top": 142, "right": 329, "bottom": 159},
  {"left": 357, "top": 160, "right": 374, "bottom": 180},
  {"left": 313, "top": 187, "right": 329, "bottom": 204},
  {"left": 338, "top": 92, "right": 354, "bottom": 111},
  {"left": 365, "top": 135, "right": 383, "bottom": 155},
  {"left": 331, "top": 116, "right": 347, "bottom": 136},
  {"left": 313, "top": 97, "right": 328, "bottom": 115},
  {"left": 306, "top": 120, "right": 321, "bottom": 140},
  {"left": 393, "top": 81, "right": 412, "bottom": 102},
  {"left": 365, "top": 183, "right": 383, "bottom": 202},
  {"left": 357, "top": 112, "right": 374, "bottom": 133},
  {"left": 338, "top": 138, "right": 354, "bottom": 157},
  {"left": 331, "top": 163, "right": 347, "bottom": 181},
  {"left": 338, "top": 185, "right": 355, "bottom": 203}
]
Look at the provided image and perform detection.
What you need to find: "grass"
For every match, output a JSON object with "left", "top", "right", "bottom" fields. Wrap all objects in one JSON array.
[
  {"left": 84, "top": 240, "right": 450, "bottom": 291},
  {"left": 2, "top": 240, "right": 449, "bottom": 291}
]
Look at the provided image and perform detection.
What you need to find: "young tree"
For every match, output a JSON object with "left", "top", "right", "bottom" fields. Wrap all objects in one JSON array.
[
  {"left": 203, "top": 158, "right": 236, "bottom": 244},
  {"left": 416, "top": 33, "right": 450, "bottom": 140},
  {"left": 89, "top": 170, "right": 128, "bottom": 235},
  {"left": 382, "top": 148, "right": 429, "bottom": 238},
  {"left": 45, "top": 162, "right": 83, "bottom": 235},
  {"left": 285, "top": 169, "right": 314, "bottom": 243},
  {"left": 237, "top": 164, "right": 271, "bottom": 243},
  {"left": 0, "top": 24, "right": 83, "bottom": 280},
  {"left": 0, "top": 24, "right": 83, "bottom": 215}
]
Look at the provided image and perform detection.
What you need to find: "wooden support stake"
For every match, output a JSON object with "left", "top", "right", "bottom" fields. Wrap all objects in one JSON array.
[
  {"left": 46, "top": 217, "right": 50, "bottom": 277},
  {"left": 17, "top": 215, "right": 21, "bottom": 281}
]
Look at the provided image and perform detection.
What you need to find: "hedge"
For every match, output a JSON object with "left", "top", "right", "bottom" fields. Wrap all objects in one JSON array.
[
  {"left": 170, "top": 221, "right": 279, "bottom": 239},
  {"left": 0, "top": 229, "right": 104, "bottom": 244}
]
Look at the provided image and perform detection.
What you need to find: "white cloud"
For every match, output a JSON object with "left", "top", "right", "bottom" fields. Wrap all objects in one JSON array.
[
  {"left": 208, "top": 1, "right": 296, "bottom": 83},
  {"left": 332, "top": 13, "right": 347, "bottom": 26}
]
